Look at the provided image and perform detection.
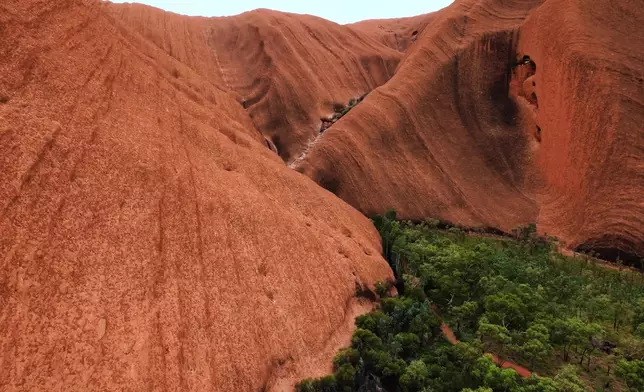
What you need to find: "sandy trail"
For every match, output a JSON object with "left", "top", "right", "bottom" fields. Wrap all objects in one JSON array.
[{"left": 434, "top": 304, "right": 533, "bottom": 378}]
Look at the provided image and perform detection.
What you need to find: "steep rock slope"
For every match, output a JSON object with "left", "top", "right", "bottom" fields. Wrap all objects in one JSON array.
[
  {"left": 297, "top": 0, "right": 542, "bottom": 231},
  {"left": 296, "top": 0, "right": 644, "bottom": 257},
  {"left": 519, "top": 0, "right": 644, "bottom": 259},
  {"left": 108, "top": 4, "right": 431, "bottom": 162},
  {"left": 347, "top": 14, "right": 436, "bottom": 52},
  {"left": 0, "top": 1, "right": 393, "bottom": 391},
  {"left": 1, "top": 1, "right": 643, "bottom": 392}
]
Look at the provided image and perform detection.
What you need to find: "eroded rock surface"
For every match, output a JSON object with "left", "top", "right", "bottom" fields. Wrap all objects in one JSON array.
[
  {"left": 296, "top": 0, "right": 644, "bottom": 258},
  {"left": 0, "top": 1, "right": 394, "bottom": 391},
  {"left": 1, "top": 0, "right": 643, "bottom": 391}
]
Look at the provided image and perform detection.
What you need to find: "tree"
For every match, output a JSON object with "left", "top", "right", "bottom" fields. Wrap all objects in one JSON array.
[
  {"left": 483, "top": 293, "right": 527, "bottom": 330},
  {"left": 587, "top": 294, "right": 611, "bottom": 323},
  {"left": 616, "top": 359, "right": 644, "bottom": 391},
  {"left": 452, "top": 301, "right": 479, "bottom": 333},
  {"left": 578, "top": 323, "right": 604, "bottom": 370},
  {"left": 520, "top": 323, "right": 553, "bottom": 369},
  {"left": 355, "top": 311, "right": 391, "bottom": 339},
  {"left": 519, "top": 365, "right": 586, "bottom": 392},
  {"left": 632, "top": 299, "right": 644, "bottom": 331},
  {"left": 365, "top": 350, "right": 406, "bottom": 379},
  {"left": 635, "top": 324, "right": 644, "bottom": 339},
  {"left": 296, "top": 375, "right": 338, "bottom": 392},
  {"left": 333, "top": 348, "right": 360, "bottom": 369},
  {"left": 551, "top": 365, "right": 587, "bottom": 391},
  {"left": 409, "top": 304, "right": 441, "bottom": 345},
  {"left": 372, "top": 209, "right": 401, "bottom": 265},
  {"left": 335, "top": 364, "right": 357, "bottom": 392},
  {"left": 399, "top": 360, "right": 429, "bottom": 392},
  {"left": 611, "top": 294, "right": 632, "bottom": 331},
  {"left": 351, "top": 329, "right": 384, "bottom": 353},
  {"left": 403, "top": 273, "right": 426, "bottom": 301},
  {"left": 393, "top": 333, "right": 421, "bottom": 360},
  {"left": 477, "top": 317, "right": 512, "bottom": 364},
  {"left": 472, "top": 354, "right": 519, "bottom": 391},
  {"left": 549, "top": 318, "right": 586, "bottom": 362},
  {"left": 436, "top": 270, "right": 470, "bottom": 308}
]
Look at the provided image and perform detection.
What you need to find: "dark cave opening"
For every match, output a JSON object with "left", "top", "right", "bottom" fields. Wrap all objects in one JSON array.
[
  {"left": 575, "top": 244, "right": 643, "bottom": 268},
  {"left": 530, "top": 92, "right": 538, "bottom": 107},
  {"left": 521, "top": 55, "right": 535, "bottom": 66}
]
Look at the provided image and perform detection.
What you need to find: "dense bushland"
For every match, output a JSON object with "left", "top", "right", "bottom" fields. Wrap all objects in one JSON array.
[{"left": 296, "top": 211, "right": 644, "bottom": 391}]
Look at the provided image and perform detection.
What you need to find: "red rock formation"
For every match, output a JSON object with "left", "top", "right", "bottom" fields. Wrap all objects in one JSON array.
[
  {"left": 297, "top": 0, "right": 542, "bottom": 230},
  {"left": 519, "top": 0, "right": 644, "bottom": 260},
  {"left": 347, "top": 14, "right": 436, "bottom": 52},
  {"left": 107, "top": 4, "right": 428, "bottom": 162},
  {"left": 297, "top": 0, "right": 644, "bottom": 258},
  {"left": 0, "top": 1, "right": 394, "bottom": 391},
  {"left": 1, "top": 0, "right": 642, "bottom": 390}
]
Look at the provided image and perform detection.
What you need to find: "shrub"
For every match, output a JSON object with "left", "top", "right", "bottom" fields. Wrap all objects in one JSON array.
[
  {"left": 351, "top": 328, "right": 383, "bottom": 352},
  {"left": 295, "top": 376, "right": 338, "bottom": 392},
  {"left": 333, "top": 347, "right": 360, "bottom": 369},
  {"left": 399, "top": 360, "right": 429, "bottom": 391},
  {"left": 335, "top": 364, "right": 356, "bottom": 392}
]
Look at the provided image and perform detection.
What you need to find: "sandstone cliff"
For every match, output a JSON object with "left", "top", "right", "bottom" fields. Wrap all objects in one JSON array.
[
  {"left": 296, "top": 0, "right": 644, "bottom": 259},
  {"left": 1, "top": 0, "right": 642, "bottom": 391},
  {"left": 0, "top": 1, "right": 395, "bottom": 390}
]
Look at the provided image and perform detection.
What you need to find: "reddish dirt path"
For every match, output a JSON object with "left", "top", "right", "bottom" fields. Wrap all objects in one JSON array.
[
  {"left": 433, "top": 305, "right": 533, "bottom": 378},
  {"left": 490, "top": 353, "right": 532, "bottom": 377},
  {"left": 440, "top": 322, "right": 458, "bottom": 344}
]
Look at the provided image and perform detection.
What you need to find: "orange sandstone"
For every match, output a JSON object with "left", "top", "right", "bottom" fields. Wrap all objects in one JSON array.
[{"left": 1, "top": 0, "right": 642, "bottom": 391}]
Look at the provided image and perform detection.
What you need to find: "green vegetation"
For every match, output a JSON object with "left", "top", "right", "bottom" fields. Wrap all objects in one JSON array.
[
  {"left": 296, "top": 211, "right": 644, "bottom": 391},
  {"left": 319, "top": 94, "right": 368, "bottom": 133}
]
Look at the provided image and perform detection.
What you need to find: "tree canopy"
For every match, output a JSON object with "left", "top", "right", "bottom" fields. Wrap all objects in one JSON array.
[{"left": 296, "top": 214, "right": 644, "bottom": 391}]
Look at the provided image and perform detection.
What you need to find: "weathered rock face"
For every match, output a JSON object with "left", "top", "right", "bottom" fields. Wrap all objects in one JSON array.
[
  {"left": 296, "top": 0, "right": 644, "bottom": 258},
  {"left": 518, "top": 0, "right": 644, "bottom": 260},
  {"left": 107, "top": 4, "right": 430, "bottom": 163},
  {"left": 0, "top": 1, "right": 395, "bottom": 391},
  {"left": 297, "top": 0, "right": 543, "bottom": 230},
  {"left": 1, "top": 0, "right": 643, "bottom": 390}
]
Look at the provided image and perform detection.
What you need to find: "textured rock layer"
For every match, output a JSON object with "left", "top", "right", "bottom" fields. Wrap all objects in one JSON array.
[
  {"left": 0, "top": 1, "right": 396, "bottom": 391},
  {"left": 1, "top": 0, "right": 643, "bottom": 391},
  {"left": 297, "top": 0, "right": 644, "bottom": 257}
]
